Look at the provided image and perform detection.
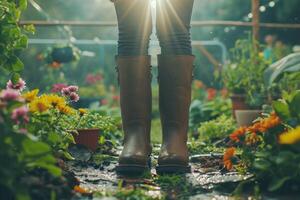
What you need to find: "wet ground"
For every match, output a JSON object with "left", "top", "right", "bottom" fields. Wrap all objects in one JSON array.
[{"left": 66, "top": 144, "right": 258, "bottom": 199}]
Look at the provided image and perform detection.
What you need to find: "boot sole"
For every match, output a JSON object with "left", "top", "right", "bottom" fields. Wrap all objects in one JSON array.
[
  {"left": 156, "top": 165, "right": 191, "bottom": 175},
  {"left": 116, "top": 158, "right": 151, "bottom": 176},
  {"left": 116, "top": 164, "right": 150, "bottom": 176}
]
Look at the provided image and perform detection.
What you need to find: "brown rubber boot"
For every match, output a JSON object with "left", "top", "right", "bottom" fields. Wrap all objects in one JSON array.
[
  {"left": 156, "top": 55, "right": 194, "bottom": 174},
  {"left": 115, "top": 56, "right": 152, "bottom": 175}
]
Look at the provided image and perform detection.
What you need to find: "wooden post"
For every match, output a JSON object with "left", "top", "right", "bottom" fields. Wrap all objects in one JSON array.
[{"left": 252, "top": 0, "right": 260, "bottom": 43}]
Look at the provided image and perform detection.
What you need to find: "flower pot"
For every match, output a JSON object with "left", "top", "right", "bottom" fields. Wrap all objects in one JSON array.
[
  {"left": 72, "top": 129, "right": 100, "bottom": 151},
  {"left": 235, "top": 110, "right": 262, "bottom": 127},
  {"left": 230, "top": 94, "right": 250, "bottom": 118}
]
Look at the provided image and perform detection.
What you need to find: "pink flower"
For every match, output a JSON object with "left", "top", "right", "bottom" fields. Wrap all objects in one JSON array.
[
  {"left": 61, "top": 87, "right": 71, "bottom": 96},
  {"left": 69, "top": 92, "right": 80, "bottom": 102},
  {"left": 67, "top": 85, "right": 79, "bottom": 93},
  {"left": 11, "top": 106, "right": 29, "bottom": 124},
  {"left": 101, "top": 99, "right": 108, "bottom": 105},
  {"left": 0, "top": 89, "right": 21, "bottom": 101},
  {"left": 6, "top": 78, "right": 26, "bottom": 91},
  {"left": 112, "top": 95, "right": 120, "bottom": 101},
  {"left": 85, "top": 73, "right": 103, "bottom": 85},
  {"left": 51, "top": 83, "right": 68, "bottom": 93}
]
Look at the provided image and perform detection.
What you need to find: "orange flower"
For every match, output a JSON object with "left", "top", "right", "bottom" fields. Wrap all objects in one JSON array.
[
  {"left": 194, "top": 80, "right": 204, "bottom": 89},
  {"left": 223, "top": 147, "right": 236, "bottom": 170},
  {"left": 230, "top": 126, "right": 247, "bottom": 142},
  {"left": 220, "top": 88, "right": 229, "bottom": 98},
  {"left": 207, "top": 88, "right": 217, "bottom": 101},
  {"left": 248, "top": 112, "right": 281, "bottom": 133},
  {"left": 49, "top": 61, "right": 61, "bottom": 69},
  {"left": 73, "top": 185, "right": 90, "bottom": 194}
]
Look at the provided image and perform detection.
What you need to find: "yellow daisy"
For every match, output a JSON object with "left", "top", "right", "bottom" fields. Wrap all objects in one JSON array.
[
  {"left": 29, "top": 98, "right": 51, "bottom": 113},
  {"left": 42, "top": 94, "right": 66, "bottom": 108},
  {"left": 57, "top": 104, "right": 75, "bottom": 115},
  {"left": 278, "top": 127, "right": 300, "bottom": 145},
  {"left": 78, "top": 108, "right": 88, "bottom": 116},
  {"left": 22, "top": 89, "right": 39, "bottom": 102}
]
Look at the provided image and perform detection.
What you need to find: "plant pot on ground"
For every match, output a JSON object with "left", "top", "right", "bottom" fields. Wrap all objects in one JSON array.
[
  {"left": 72, "top": 129, "right": 100, "bottom": 151},
  {"left": 230, "top": 94, "right": 249, "bottom": 118},
  {"left": 235, "top": 110, "right": 262, "bottom": 127},
  {"left": 72, "top": 110, "right": 118, "bottom": 151}
]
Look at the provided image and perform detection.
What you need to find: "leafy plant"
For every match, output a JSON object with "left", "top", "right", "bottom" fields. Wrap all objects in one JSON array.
[
  {"left": 198, "top": 115, "right": 236, "bottom": 144},
  {"left": 76, "top": 111, "right": 118, "bottom": 133},
  {"left": 264, "top": 53, "right": 300, "bottom": 86},
  {"left": 0, "top": 0, "right": 34, "bottom": 83},
  {"left": 264, "top": 53, "right": 300, "bottom": 97},
  {"left": 189, "top": 96, "right": 232, "bottom": 131},
  {"left": 223, "top": 37, "right": 269, "bottom": 107}
]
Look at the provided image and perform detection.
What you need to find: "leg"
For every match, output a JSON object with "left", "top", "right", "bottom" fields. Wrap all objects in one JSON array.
[
  {"left": 156, "top": 0, "right": 195, "bottom": 174},
  {"left": 156, "top": 0, "right": 194, "bottom": 55},
  {"left": 115, "top": 0, "right": 152, "bottom": 56},
  {"left": 114, "top": 0, "right": 153, "bottom": 175}
]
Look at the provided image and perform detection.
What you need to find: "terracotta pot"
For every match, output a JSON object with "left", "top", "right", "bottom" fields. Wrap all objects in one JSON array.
[
  {"left": 72, "top": 129, "right": 100, "bottom": 151},
  {"left": 235, "top": 110, "right": 262, "bottom": 127},
  {"left": 230, "top": 94, "right": 250, "bottom": 118}
]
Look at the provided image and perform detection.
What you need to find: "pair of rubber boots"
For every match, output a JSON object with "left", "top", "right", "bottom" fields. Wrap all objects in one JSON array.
[{"left": 115, "top": 55, "right": 194, "bottom": 175}]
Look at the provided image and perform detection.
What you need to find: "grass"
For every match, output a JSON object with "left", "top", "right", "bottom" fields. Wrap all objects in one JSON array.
[{"left": 151, "top": 118, "right": 162, "bottom": 144}]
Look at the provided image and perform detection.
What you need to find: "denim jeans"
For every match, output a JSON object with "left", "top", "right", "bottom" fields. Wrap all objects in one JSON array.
[{"left": 114, "top": 0, "right": 194, "bottom": 56}]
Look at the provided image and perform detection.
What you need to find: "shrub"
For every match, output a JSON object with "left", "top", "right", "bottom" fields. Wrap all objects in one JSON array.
[{"left": 198, "top": 115, "right": 236, "bottom": 144}]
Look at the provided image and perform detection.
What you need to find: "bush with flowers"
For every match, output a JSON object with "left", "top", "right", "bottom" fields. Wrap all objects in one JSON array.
[
  {"left": 0, "top": 79, "right": 65, "bottom": 199},
  {"left": 223, "top": 90, "right": 300, "bottom": 192}
]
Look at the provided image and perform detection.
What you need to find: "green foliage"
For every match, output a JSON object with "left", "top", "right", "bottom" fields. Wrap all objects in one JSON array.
[
  {"left": 264, "top": 53, "right": 300, "bottom": 96},
  {"left": 27, "top": 109, "right": 76, "bottom": 159},
  {"left": 198, "top": 115, "right": 236, "bottom": 144},
  {"left": 223, "top": 37, "right": 269, "bottom": 107},
  {"left": 189, "top": 97, "right": 232, "bottom": 131},
  {"left": 272, "top": 90, "right": 300, "bottom": 126},
  {"left": 76, "top": 111, "right": 118, "bottom": 133},
  {"left": 0, "top": 0, "right": 34, "bottom": 83}
]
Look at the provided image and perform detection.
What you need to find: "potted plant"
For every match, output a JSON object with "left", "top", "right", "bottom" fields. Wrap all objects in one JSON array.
[
  {"left": 43, "top": 45, "right": 80, "bottom": 67},
  {"left": 223, "top": 38, "right": 269, "bottom": 125},
  {"left": 72, "top": 109, "right": 118, "bottom": 151}
]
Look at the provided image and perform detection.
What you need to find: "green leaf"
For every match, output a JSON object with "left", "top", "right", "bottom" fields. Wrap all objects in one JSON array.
[
  {"left": 11, "top": 72, "right": 20, "bottom": 84},
  {"left": 268, "top": 176, "right": 290, "bottom": 192},
  {"left": 253, "top": 158, "right": 271, "bottom": 171},
  {"left": 18, "top": 35, "right": 28, "bottom": 49},
  {"left": 22, "top": 139, "right": 51, "bottom": 156},
  {"left": 11, "top": 57, "right": 24, "bottom": 72},
  {"left": 23, "top": 24, "right": 35, "bottom": 34},
  {"left": 18, "top": 0, "right": 28, "bottom": 10},
  {"left": 290, "top": 91, "right": 300, "bottom": 118},
  {"left": 272, "top": 100, "right": 291, "bottom": 120}
]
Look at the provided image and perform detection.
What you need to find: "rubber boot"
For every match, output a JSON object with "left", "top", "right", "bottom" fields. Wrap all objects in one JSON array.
[
  {"left": 115, "top": 56, "right": 152, "bottom": 175},
  {"left": 156, "top": 55, "right": 194, "bottom": 174}
]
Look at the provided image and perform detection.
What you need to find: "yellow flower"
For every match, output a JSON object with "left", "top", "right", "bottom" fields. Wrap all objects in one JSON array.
[
  {"left": 42, "top": 94, "right": 66, "bottom": 108},
  {"left": 57, "top": 104, "right": 75, "bottom": 115},
  {"left": 78, "top": 108, "right": 88, "bottom": 115},
  {"left": 22, "top": 89, "right": 39, "bottom": 102},
  {"left": 279, "top": 127, "right": 300, "bottom": 145},
  {"left": 29, "top": 98, "right": 51, "bottom": 113}
]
